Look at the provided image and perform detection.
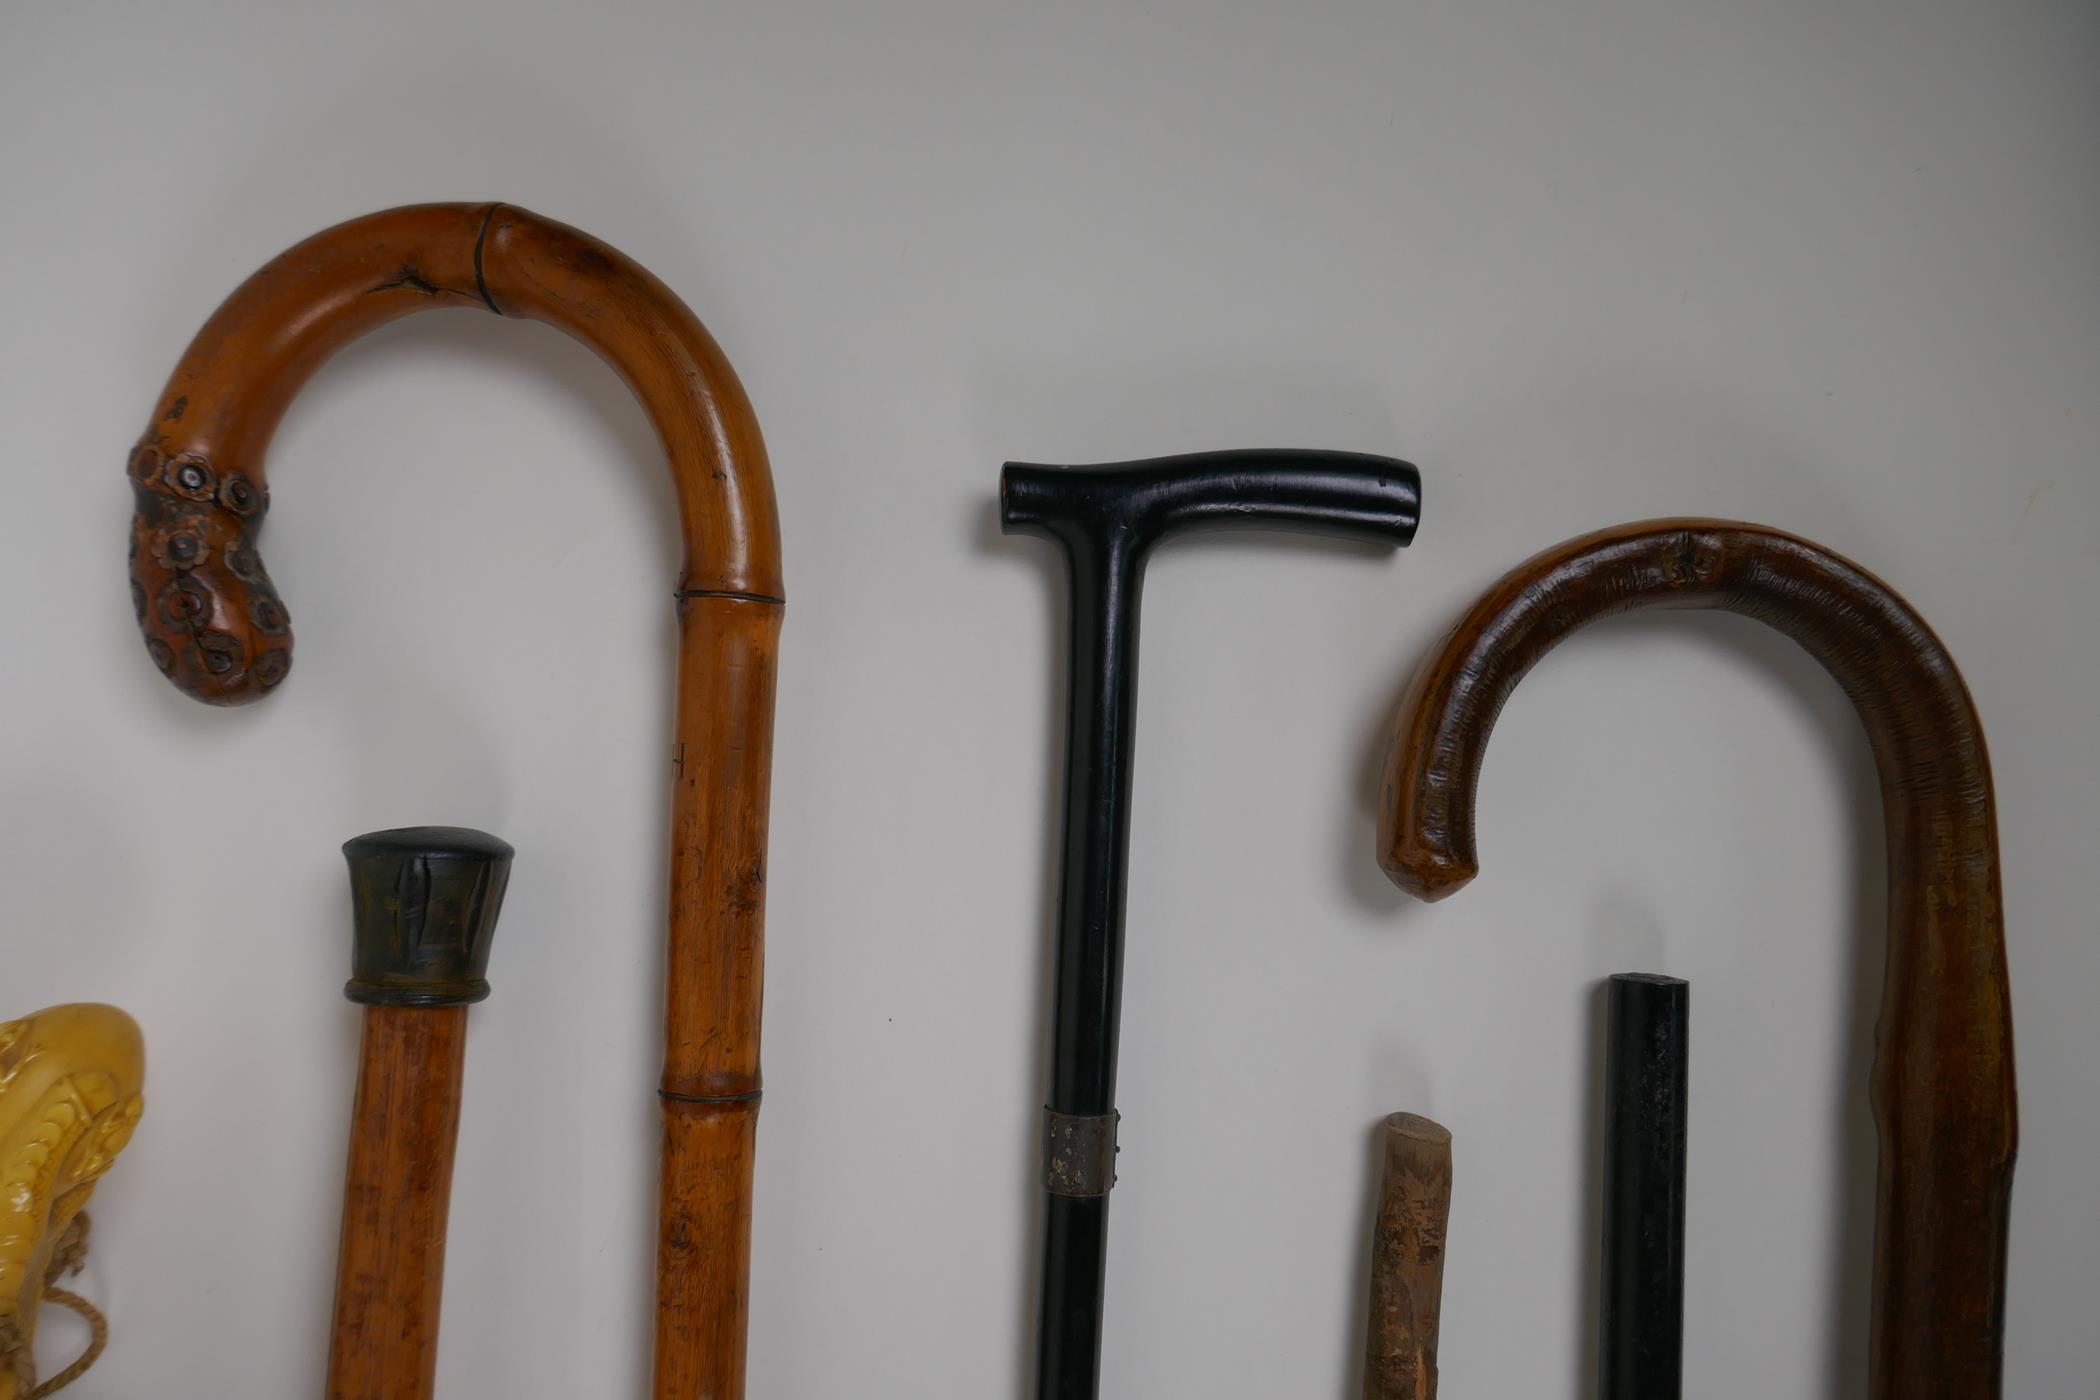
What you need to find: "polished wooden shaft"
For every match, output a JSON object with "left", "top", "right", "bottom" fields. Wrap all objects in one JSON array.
[{"left": 1380, "top": 520, "right": 2015, "bottom": 1398}]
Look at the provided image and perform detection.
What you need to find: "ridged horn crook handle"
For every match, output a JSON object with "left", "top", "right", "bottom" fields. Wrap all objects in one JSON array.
[{"left": 1378, "top": 518, "right": 2015, "bottom": 1399}]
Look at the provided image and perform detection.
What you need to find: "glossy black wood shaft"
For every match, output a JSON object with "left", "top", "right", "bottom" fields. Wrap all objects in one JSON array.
[
  {"left": 1001, "top": 450, "right": 1421, "bottom": 1400},
  {"left": 1601, "top": 973, "right": 1689, "bottom": 1400}
]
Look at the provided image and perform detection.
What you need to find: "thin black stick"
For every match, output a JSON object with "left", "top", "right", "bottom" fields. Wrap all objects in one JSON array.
[{"left": 1600, "top": 972, "right": 1689, "bottom": 1400}]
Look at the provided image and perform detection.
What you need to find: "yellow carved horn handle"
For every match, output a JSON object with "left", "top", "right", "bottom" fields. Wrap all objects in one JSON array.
[{"left": 0, "top": 1005, "right": 145, "bottom": 1400}]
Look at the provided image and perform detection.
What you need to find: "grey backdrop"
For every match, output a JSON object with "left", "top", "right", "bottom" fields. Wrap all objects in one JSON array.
[{"left": 3, "top": 1, "right": 2093, "bottom": 1395}]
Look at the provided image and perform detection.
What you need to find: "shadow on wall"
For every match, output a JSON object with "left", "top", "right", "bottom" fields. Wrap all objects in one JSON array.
[
  {"left": 963, "top": 357, "right": 1402, "bottom": 487},
  {"left": 971, "top": 490, "right": 1068, "bottom": 1400}
]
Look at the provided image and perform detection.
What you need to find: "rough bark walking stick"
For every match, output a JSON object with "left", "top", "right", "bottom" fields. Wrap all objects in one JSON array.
[
  {"left": 1600, "top": 973, "right": 1688, "bottom": 1400},
  {"left": 1363, "top": 1112, "right": 1452, "bottom": 1400},
  {"left": 1378, "top": 520, "right": 2016, "bottom": 1398},
  {"left": 1002, "top": 449, "right": 1422, "bottom": 1400},
  {"left": 328, "top": 827, "right": 512, "bottom": 1400},
  {"left": 1357, "top": 990, "right": 1688, "bottom": 1400},
  {"left": 126, "top": 204, "right": 783, "bottom": 1399}
]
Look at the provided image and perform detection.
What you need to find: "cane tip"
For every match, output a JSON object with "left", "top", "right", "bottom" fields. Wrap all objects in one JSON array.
[
  {"left": 1383, "top": 1112, "right": 1452, "bottom": 1144},
  {"left": 1378, "top": 844, "right": 1477, "bottom": 903}
]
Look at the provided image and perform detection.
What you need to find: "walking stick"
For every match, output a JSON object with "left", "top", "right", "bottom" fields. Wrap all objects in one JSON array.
[
  {"left": 1378, "top": 520, "right": 2016, "bottom": 1398},
  {"left": 328, "top": 827, "right": 512, "bottom": 1400},
  {"left": 1002, "top": 449, "right": 1422, "bottom": 1400},
  {"left": 1363, "top": 1113, "right": 1452, "bottom": 1400},
  {"left": 1600, "top": 974, "right": 1688, "bottom": 1400},
  {"left": 1362, "top": 980, "right": 1686, "bottom": 1400},
  {"left": 126, "top": 204, "right": 783, "bottom": 1399}
]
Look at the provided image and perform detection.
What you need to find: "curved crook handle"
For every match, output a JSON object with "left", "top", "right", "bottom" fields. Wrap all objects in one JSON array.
[
  {"left": 1002, "top": 448, "right": 1421, "bottom": 555},
  {"left": 126, "top": 202, "right": 781, "bottom": 703},
  {"left": 1379, "top": 519, "right": 2015, "bottom": 1398}
]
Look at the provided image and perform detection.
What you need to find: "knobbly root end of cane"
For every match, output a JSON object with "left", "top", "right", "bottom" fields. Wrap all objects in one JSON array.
[{"left": 128, "top": 441, "right": 291, "bottom": 705}]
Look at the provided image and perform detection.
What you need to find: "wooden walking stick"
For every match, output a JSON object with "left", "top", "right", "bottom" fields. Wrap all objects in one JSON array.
[
  {"left": 1600, "top": 974, "right": 1688, "bottom": 1400},
  {"left": 1363, "top": 1113, "right": 1451, "bottom": 1400},
  {"left": 1002, "top": 449, "right": 1422, "bottom": 1400},
  {"left": 1378, "top": 520, "right": 2016, "bottom": 1398},
  {"left": 126, "top": 204, "right": 783, "bottom": 1399},
  {"left": 328, "top": 827, "right": 512, "bottom": 1400},
  {"left": 1357, "top": 992, "right": 1686, "bottom": 1400}
]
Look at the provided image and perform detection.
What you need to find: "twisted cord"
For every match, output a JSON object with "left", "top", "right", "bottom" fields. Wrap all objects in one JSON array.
[
  {"left": 1, "top": 1213, "right": 108, "bottom": 1397},
  {"left": 26, "top": 1286, "right": 104, "bottom": 1399}
]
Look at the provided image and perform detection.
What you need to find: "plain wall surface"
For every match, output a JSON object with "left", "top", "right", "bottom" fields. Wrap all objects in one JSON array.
[{"left": 3, "top": 2, "right": 2094, "bottom": 1395}]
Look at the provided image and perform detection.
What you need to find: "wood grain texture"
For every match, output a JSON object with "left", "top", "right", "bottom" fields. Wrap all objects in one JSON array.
[
  {"left": 326, "top": 1006, "right": 467, "bottom": 1400},
  {"left": 1364, "top": 1113, "right": 1451, "bottom": 1400},
  {"left": 128, "top": 204, "right": 782, "bottom": 1399},
  {"left": 1379, "top": 519, "right": 2015, "bottom": 1398}
]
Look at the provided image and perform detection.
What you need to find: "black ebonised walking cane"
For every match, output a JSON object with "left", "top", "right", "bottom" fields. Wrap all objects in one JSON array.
[
  {"left": 1601, "top": 973, "right": 1689, "bottom": 1400},
  {"left": 1001, "top": 449, "right": 1421, "bottom": 1399}
]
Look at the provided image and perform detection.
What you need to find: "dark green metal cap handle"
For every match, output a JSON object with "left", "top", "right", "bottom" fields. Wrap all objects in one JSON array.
[{"left": 342, "top": 826, "right": 513, "bottom": 1007}]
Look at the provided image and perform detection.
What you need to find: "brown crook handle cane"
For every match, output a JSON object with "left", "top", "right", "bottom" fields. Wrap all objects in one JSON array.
[
  {"left": 1377, "top": 519, "right": 2016, "bottom": 1398},
  {"left": 126, "top": 204, "right": 783, "bottom": 1399}
]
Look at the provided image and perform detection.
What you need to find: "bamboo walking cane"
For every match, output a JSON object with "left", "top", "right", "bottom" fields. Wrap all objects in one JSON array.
[
  {"left": 1002, "top": 450, "right": 1422, "bottom": 1399},
  {"left": 126, "top": 204, "right": 783, "bottom": 1398},
  {"left": 328, "top": 828, "right": 512, "bottom": 1400},
  {"left": 1377, "top": 520, "right": 2016, "bottom": 1398}
]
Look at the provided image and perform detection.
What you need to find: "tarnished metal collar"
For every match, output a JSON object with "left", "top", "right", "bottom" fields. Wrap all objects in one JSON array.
[{"left": 1043, "top": 1108, "right": 1119, "bottom": 1198}]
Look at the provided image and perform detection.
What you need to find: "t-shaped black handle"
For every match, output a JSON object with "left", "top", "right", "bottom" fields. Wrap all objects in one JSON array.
[
  {"left": 343, "top": 826, "right": 514, "bottom": 1007},
  {"left": 1002, "top": 448, "right": 1420, "bottom": 555},
  {"left": 1000, "top": 449, "right": 1421, "bottom": 1400}
]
